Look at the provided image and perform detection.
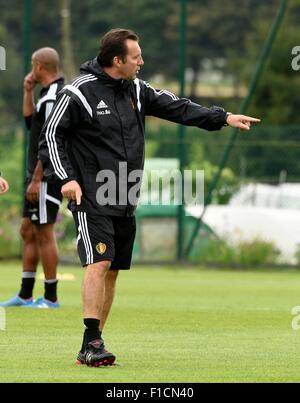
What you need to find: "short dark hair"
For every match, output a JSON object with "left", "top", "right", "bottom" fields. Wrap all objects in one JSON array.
[{"left": 97, "top": 28, "right": 139, "bottom": 68}]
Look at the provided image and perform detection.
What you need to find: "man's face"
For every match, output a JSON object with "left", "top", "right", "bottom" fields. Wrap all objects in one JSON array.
[{"left": 118, "top": 39, "right": 144, "bottom": 80}]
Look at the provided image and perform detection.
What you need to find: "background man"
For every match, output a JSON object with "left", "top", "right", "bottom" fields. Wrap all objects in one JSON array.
[
  {"left": 38, "top": 29, "right": 260, "bottom": 366},
  {"left": 0, "top": 48, "right": 64, "bottom": 309}
]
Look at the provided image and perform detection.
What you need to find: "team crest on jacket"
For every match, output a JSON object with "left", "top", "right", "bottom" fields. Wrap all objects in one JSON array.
[{"left": 96, "top": 242, "right": 107, "bottom": 255}]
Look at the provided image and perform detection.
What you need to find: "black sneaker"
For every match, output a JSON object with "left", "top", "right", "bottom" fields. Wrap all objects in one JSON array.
[{"left": 76, "top": 339, "right": 116, "bottom": 367}]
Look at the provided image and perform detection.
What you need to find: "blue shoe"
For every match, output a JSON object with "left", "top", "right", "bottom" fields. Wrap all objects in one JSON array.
[
  {"left": 0, "top": 295, "right": 34, "bottom": 307},
  {"left": 22, "top": 297, "right": 60, "bottom": 309}
]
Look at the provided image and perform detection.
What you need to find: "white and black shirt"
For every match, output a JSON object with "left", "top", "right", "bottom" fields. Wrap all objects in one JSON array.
[{"left": 25, "top": 77, "right": 65, "bottom": 178}]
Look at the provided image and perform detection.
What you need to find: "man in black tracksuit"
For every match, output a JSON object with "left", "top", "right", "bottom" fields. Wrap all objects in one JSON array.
[{"left": 39, "top": 29, "right": 260, "bottom": 367}]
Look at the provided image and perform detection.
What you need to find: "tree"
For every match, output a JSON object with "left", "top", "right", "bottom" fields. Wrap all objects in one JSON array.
[
  {"left": 234, "top": 1, "right": 300, "bottom": 181},
  {"left": 164, "top": 0, "right": 279, "bottom": 99},
  {"left": 71, "top": 0, "right": 172, "bottom": 80}
]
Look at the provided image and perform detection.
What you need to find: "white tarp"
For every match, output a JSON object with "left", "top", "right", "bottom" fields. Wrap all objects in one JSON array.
[
  {"left": 230, "top": 183, "right": 300, "bottom": 209},
  {"left": 187, "top": 205, "right": 300, "bottom": 264}
]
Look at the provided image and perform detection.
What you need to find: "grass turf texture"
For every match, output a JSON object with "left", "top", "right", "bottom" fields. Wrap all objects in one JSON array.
[{"left": 1, "top": 262, "right": 300, "bottom": 383}]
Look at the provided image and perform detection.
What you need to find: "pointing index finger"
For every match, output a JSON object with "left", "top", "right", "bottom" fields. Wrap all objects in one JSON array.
[
  {"left": 76, "top": 189, "right": 82, "bottom": 205},
  {"left": 243, "top": 117, "right": 261, "bottom": 122}
]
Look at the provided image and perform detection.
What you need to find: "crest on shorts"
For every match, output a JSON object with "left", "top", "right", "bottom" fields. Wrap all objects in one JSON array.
[{"left": 96, "top": 242, "right": 107, "bottom": 255}]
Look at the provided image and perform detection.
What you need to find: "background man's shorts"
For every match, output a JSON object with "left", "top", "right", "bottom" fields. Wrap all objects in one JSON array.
[
  {"left": 23, "top": 180, "right": 62, "bottom": 225},
  {"left": 72, "top": 211, "right": 136, "bottom": 270}
]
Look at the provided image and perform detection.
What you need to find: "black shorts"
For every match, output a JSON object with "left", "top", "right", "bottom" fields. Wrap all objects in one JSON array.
[
  {"left": 23, "top": 180, "right": 62, "bottom": 224},
  {"left": 72, "top": 208, "right": 136, "bottom": 269}
]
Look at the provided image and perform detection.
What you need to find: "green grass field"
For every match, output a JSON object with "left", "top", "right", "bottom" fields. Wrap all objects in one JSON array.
[{"left": 1, "top": 262, "right": 300, "bottom": 383}]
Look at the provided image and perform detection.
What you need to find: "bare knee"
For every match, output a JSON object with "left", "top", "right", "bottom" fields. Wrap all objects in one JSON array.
[
  {"left": 20, "top": 219, "right": 36, "bottom": 242},
  {"left": 35, "top": 224, "right": 55, "bottom": 246},
  {"left": 86, "top": 261, "right": 111, "bottom": 278}
]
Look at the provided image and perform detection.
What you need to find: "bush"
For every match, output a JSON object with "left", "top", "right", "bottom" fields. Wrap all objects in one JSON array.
[
  {"left": 0, "top": 206, "right": 21, "bottom": 259},
  {"left": 294, "top": 244, "right": 300, "bottom": 266},
  {"left": 236, "top": 238, "right": 281, "bottom": 266},
  {"left": 192, "top": 236, "right": 281, "bottom": 267}
]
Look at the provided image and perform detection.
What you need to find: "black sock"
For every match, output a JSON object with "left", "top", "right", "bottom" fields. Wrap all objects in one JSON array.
[
  {"left": 19, "top": 277, "right": 35, "bottom": 299},
  {"left": 44, "top": 280, "right": 58, "bottom": 302},
  {"left": 81, "top": 318, "right": 101, "bottom": 352}
]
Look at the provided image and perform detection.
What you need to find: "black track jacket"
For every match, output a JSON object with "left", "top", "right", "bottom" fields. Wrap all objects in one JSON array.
[{"left": 39, "top": 58, "right": 227, "bottom": 217}]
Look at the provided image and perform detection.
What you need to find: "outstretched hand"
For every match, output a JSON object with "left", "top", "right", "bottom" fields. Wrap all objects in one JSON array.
[
  {"left": 61, "top": 180, "right": 82, "bottom": 205},
  {"left": 226, "top": 114, "right": 261, "bottom": 131}
]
